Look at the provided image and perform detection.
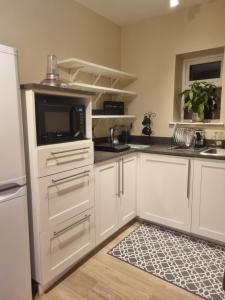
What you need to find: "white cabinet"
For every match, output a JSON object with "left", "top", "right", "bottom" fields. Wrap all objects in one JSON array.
[
  {"left": 95, "top": 154, "right": 137, "bottom": 245},
  {"left": 192, "top": 159, "right": 225, "bottom": 242},
  {"left": 38, "top": 140, "right": 93, "bottom": 177},
  {"left": 119, "top": 155, "right": 137, "bottom": 227},
  {"left": 95, "top": 161, "right": 118, "bottom": 244},
  {"left": 39, "top": 165, "right": 94, "bottom": 230},
  {"left": 40, "top": 209, "right": 95, "bottom": 284},
  {"left": 139, "top": 154, "right": 191, "bottom": 231}
]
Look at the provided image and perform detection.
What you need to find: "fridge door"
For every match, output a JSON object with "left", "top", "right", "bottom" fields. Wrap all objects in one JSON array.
[
  {"left": 0, "top": 187, "right": 32, "bottom": 300},
  {"left": 0, "top": 45, "right": 26, "bottom": 187}
]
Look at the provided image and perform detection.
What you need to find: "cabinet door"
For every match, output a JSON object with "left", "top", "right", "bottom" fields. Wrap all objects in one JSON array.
[
  {"left": 192, "top": 159, "right": 225, "bottom": 242},
  {"left": 140, "top": 154, "right": 191, "bottom": 231},
  {"left": 119, "top": 155, "right": 137, "bottom": 227},
  {"left": 95, "top": 161, "right": 119, "bottom": 245},
  {"left": 39, "top": 165, "right": 94, "bottom": 230},
  {"left": 41, "top": 209, "right": 95, "bottom": 284},
  {"left": 38, "top": 140, "right": 93, "bottom": 177}
]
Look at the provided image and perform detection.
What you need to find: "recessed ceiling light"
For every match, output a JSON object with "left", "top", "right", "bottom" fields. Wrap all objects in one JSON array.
[{"left": 170, "top": 0, "right": 179, "bottom": 8}]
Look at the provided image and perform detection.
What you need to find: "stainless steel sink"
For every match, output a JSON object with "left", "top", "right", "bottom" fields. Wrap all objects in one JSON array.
[
  {"left": 127, "top": 144, "right": 150, "bottom": 150},
  {"left": 200, "top": 148, "right": 225, "bottom": 157}
]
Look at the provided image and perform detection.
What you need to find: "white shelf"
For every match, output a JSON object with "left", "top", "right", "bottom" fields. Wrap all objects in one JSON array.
[
  {"left": 92, "top": 115, "right": 136, "bottom": 119},
  {"left": 169, "top": 122, "right": 224, "bottom": 127},
  {"left": 68, "top": 82, "right": 136, "bottom": 100},
  {"left": 58, "top": 57, "right": 137, "bottom": 83}
]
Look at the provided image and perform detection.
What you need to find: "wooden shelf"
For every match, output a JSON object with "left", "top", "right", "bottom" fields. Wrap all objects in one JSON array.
[
  {"left": 92, "top": 115, "right": 136, "bottom": 119},
  {"left": 58, "top": 57, "right": 137, "bottom": 103},
  {"left": 67, "top": 82, "right": 136, "bottom": 100},
  {"left": 169, "top": 122, "right": 224, "bottom": 127},
  {"left": 58, "top": 57, "right": 137, "bottom": 84}
]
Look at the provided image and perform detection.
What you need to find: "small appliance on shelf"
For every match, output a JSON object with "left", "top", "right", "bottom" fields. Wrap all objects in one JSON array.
[
  {"left": 103, "top": 101, "right": 124, "bottom": 115},
  {"left": 94, "top": 126, "right": 130, "bottom": 152},
  {"left": 41, "top": 54, "right": 66, "bottom": 87},
  {"left": 142, "top": 112, "right": 156, "bottom": 136},
  {"left": 35, "top": 93, "right": 86, "bottom": 145}
]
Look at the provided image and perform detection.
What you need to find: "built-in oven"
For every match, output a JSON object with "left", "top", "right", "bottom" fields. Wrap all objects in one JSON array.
[{"left": 35, "top": 93, "right": 86, "bottom": 145}]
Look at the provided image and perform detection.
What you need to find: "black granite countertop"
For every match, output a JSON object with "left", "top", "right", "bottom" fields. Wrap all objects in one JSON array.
[
  {"left": 94, "top": 144, "right": 225, "bottom": 164},
  {"left": 94, "top": 148, "right": 136, "bottom": 164}
]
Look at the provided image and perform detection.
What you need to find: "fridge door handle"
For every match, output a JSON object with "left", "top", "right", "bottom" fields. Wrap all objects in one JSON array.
[{"left": 0, "top": 185, "right": 26, "bottom": 203}]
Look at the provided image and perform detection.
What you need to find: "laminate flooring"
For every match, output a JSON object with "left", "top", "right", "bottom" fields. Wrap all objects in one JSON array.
[{"left": 37, "top": 222, "right": 202, "bottom": 300}]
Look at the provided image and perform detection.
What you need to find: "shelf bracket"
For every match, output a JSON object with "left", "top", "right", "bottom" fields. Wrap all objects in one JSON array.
[
  {"left": 93, "top": 73, "right": 102, "bottom": 85},
  {"left": 111, "top": 78, "right": 120, "bottom": 88},
  {"left": 69, "top": 67, "right": 83, "bottom": 82},
  {"left": 93, "top": 92, "right": 104, "bottom": 105}
]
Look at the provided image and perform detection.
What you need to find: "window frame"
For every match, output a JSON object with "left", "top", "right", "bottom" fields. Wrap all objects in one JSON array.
[{"left": 181, "top": 54, "right": 224, "bottom": 121}]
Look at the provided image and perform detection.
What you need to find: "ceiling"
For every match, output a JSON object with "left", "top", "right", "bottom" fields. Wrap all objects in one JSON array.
[{"left": 74, "top": 0, "right": 207, "bottom": 26}]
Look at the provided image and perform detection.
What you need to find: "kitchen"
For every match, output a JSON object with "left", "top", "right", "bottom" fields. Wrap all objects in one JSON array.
[{"left": 0, "top": 0, "right": 225, "bottom": 300}]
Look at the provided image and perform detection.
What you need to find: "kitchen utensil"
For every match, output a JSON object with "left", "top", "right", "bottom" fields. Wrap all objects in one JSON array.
[
  {"left": 110, "top": 126, "right": 119, "bottom": 145},
  {"left": 141, "top": 112, "right": 156, "bottom": 136}
]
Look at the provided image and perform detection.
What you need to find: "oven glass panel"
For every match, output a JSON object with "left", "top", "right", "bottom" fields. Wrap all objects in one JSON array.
[{"left": 44, "top": 111, "right": 70, "bottom": 133}]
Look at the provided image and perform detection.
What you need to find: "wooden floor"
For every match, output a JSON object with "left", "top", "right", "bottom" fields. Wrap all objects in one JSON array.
[{"left": 37, "top": 223, "right": 202, "bottom": 300}]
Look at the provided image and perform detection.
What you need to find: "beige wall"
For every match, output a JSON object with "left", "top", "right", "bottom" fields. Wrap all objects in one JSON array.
[
  {"left": 0, "top": 0, "right": 121, "bottom": 83},
  {"left": 1, "top": 0, "right": 225, "bottom": 139},
  {"left": 121, "top": 0, "right": 225, "bottom": 138}
]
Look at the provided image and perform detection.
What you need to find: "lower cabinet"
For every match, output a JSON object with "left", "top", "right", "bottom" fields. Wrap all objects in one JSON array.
[
  {"left": 35, "top": 151, "right": 225, "bottom": 291},
  {"left": 139, "top": 154, "right": 191, "bottom": 231},
  {"left": 191, "top": 159, "right": 225, "bottom": 242},
  {"left": 95, "top": 154, "right": 137, "bottom": 245},
  {"left": 39, "top": 165, "right": 94, "bottom": 230},
  {"left": 119, "top": 155, "right": 137, "bottom": 227},
  {"left": 94, "top": 161, "right": 118, "bottom": 244},
  {"left": 40, "top": 208, "right": 95, "bottom": 284}
]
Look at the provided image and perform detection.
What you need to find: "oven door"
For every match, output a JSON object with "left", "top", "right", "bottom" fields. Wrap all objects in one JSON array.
[{"left": 36, "top": 100, "right": 85, "bottom": 145}]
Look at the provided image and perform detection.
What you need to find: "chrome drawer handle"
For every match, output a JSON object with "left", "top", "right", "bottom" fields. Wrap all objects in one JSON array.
[
  {"left": 52, "top": 170, "right": 90, "bottom": 184},
  {"left": 51, "top": 147, "right": 90, "bottom": 155},
  {"left": 53, "top": 214, "right": 90, "bottom": 238}
]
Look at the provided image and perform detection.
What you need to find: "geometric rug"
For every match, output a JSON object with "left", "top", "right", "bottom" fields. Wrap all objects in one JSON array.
[{"left": 108, "top": 223, "right": 225, "bottom": 300}]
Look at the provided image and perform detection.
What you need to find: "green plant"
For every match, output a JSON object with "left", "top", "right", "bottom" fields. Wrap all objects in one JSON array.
[{"left": 180, "top": 81, "right": 218, "bottom": 115}]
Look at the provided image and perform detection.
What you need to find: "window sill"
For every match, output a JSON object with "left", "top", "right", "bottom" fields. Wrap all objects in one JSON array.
[{"left": 169, "top": 121, "right": 224, "bottom": 127}]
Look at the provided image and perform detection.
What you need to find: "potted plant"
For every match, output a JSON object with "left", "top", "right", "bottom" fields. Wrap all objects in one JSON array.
[{"left": 180, "top": 81, "right": 218, "bottom": 122}]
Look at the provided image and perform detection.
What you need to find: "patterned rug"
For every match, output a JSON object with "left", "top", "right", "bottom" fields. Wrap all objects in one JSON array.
[{"left": 108, "top": 223, "right": 225, "bottom": 300}]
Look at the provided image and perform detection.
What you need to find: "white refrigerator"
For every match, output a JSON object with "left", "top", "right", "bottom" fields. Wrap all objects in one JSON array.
[{"left": 0, "top": 44, "right": 32, "bottom": 300}]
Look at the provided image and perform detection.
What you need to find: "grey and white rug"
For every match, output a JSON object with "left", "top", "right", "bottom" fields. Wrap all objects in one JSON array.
[{"left": 108, "top": 223, "right": 225, "bottom": 300}]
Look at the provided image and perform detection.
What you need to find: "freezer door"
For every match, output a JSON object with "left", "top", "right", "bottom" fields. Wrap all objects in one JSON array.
[
  {"left": 0, "top": 189, "right": 32, "bottom": 300},
  {"left": 0, "top": 45, "right": 26, "bottom": 187}
]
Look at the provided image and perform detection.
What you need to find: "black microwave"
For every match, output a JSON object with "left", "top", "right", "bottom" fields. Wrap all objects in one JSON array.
[{"left": 35, "top": 94, "right": 86, "bottom": 145}]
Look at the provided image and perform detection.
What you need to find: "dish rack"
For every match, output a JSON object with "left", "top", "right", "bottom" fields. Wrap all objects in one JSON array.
[{"left": 172, "top": 127, "right": 195, "bottom": 148}]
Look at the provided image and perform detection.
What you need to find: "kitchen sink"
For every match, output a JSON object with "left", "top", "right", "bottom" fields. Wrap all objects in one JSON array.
[
  {"left": 127, "top": 144, "right": 150, "bottom": 150},
  {"left": 200, "top": 148, "right": 225, "bottom": 157}
]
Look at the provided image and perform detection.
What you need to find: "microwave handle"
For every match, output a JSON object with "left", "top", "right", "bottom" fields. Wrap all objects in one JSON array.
[{"left": 70, "top": 108, "right": 79, "bottom": 136}]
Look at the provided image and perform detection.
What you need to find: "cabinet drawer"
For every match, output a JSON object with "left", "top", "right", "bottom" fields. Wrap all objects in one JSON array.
[
  {"left": 40, "top": 209, "right": 95, "bottom": 284},
  {"left": 39, "top": 166, "right": 94, "bottom": 230},
  {"left": 38, "top": 141, "right": 93, "bottom": 177}
]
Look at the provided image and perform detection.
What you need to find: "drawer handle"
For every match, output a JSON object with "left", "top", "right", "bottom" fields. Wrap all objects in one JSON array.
[
  {"left": 53, "top": 214, "right": 90, "bottom": 238},
  {"left": 51, "top": 147, "right": 90, "bottom": 155},
  {"left": 52, "top": 171, "right": 90, "bottom": 184}
]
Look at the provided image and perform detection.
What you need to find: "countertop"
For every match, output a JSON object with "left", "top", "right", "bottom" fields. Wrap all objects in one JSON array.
[{"left": 94, "top": 144, "right": 225, "bottom": 164}]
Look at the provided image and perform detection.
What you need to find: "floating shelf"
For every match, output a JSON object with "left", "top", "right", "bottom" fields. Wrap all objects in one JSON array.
[
  {"left": 58, "top": 57, "right": 137, "bottom": 84},
  {"left": 67, "top": 82, "right": 136, "bottom": 100},
  {"left": 169, "top": 122, "right": 224, "bottom": 127},
  {"left": 92, "top": 115, "right": 136, "bottom": 119}
]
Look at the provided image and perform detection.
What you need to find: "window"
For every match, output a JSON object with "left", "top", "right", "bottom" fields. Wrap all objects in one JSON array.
[{"left": 181, "top": 54, "right": 223, "bottom": 121}]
